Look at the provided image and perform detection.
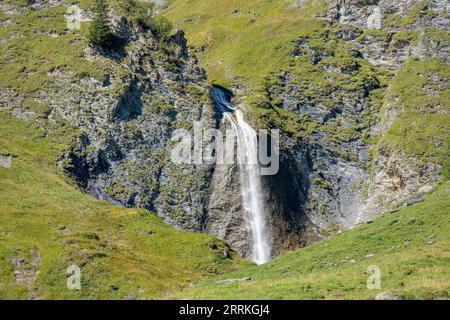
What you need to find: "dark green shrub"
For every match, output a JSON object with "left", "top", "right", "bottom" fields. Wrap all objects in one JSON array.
[{"left": 151, "top": 16, "right": 173, "bottom": 40}]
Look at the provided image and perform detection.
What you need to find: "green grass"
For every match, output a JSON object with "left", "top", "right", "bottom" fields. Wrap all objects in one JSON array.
[
  {"left": 0, "top": 3, "right": 104, "bottom": 94},
  {"left": 164, "top": 0, "right": 330, "bottom": 88},
  {"left": 176, "top": 183, "right": 450, "bottom": 300},
  {"left": 379, "top": 57, "right": 450, "bottom": 165},
  {"left": 0, "top": 112, "right": 247, "bottom": 299}
]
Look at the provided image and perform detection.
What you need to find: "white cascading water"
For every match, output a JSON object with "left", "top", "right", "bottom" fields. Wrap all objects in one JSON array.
[{"left": 212, "top": 87, "right": 271, "bottom": 264}]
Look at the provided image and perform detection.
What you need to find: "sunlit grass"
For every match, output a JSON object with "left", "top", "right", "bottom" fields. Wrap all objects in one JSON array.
[{"left": 176, "top": 183, "right": 450, "bottom": 299}]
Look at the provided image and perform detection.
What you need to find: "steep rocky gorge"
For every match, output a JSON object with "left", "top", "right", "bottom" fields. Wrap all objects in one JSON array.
[
  {"left": 1, "top": 0, "right": 448, "bottom": 262},
  {"left": 207, "top": 87, "right": 320, "bottom": 258}
]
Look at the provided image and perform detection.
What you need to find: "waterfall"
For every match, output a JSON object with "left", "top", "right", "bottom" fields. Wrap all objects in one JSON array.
[{"left": 212, "top": 87, "right": 271, "bottom": 264}]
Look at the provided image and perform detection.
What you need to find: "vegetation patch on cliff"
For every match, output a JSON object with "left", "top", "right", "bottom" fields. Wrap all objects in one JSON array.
[{"left": 379, "top": 57, "right": 450, "bottom": 166}]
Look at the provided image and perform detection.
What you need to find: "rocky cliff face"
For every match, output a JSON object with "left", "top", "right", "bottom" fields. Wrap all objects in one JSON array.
[
  {"left": 328, "top": 0, "right": 448, "bottom": 222},
  {"left": 306, "top": 1, "right": 446, "bottom": 228},
  {"left": 57, "top": 30, "right": 216, "bottom": 231},
  {"left": 0, "top": 1, "right": 216, "bottom": 232}
]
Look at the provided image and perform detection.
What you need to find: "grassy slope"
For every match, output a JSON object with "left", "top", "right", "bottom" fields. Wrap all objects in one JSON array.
[
  {"left": 0, "top": 2, "right": 102, "bottom": 94},
  {"left": 164, "top": 0, "right": 330, "bottom": 87},
  {"left": 0, "top": 112, "right": 247, "bottom": 299},
  {"left": 379, "top": 57, "right": 450, "bottom": 165},
  {"left": 177, "top": 184, "right": 450, "bottom": 299}
]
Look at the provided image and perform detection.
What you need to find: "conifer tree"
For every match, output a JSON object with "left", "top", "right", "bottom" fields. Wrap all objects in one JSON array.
[{"left": 88, "top": 0, "right": 115, "bottom": 47}]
